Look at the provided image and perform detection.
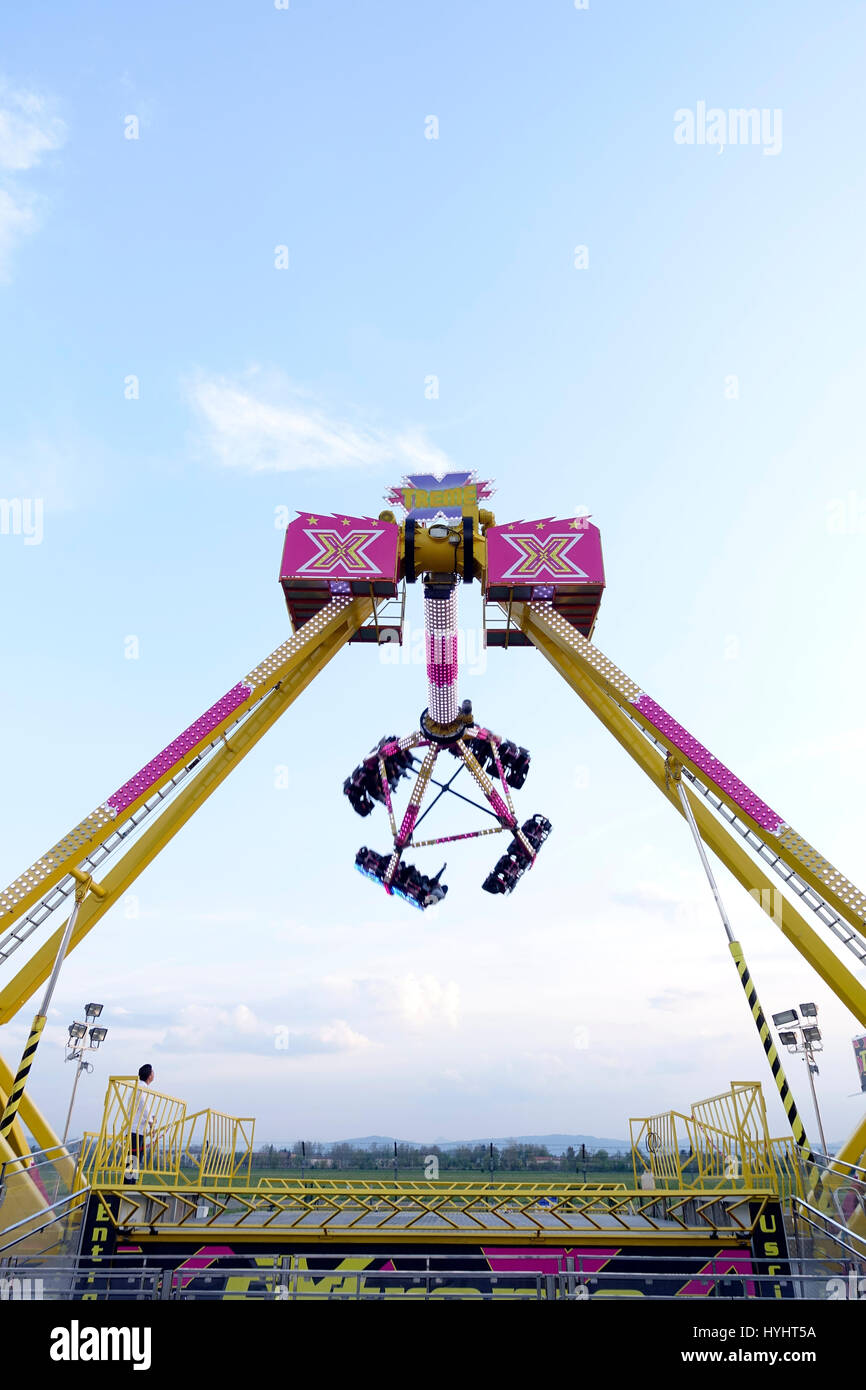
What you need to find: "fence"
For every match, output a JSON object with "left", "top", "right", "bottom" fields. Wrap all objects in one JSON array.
[
  {"left": 0, "top": 1250, "right": 853, "bottom": 1301},
  {"left": 78, "top": 1077, "right": 254, "bottom": 1188},
  {"left": 630, "top": 1080, "right": 804, "bottom": 1195},
  {"left": 0, "top": 1141, "right": 87, "bottom": 1260}
]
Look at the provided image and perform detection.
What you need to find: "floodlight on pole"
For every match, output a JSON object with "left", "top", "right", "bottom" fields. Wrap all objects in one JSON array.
[
  {"left": 63, "top": 1005, "right": 110, "bottom": 1143},
  {"left": 772, "top": 1009, "right": 799, "bottom": 1027},
  {"left": 771, "top": 1003, "right": 829, "bottom": 1156}
]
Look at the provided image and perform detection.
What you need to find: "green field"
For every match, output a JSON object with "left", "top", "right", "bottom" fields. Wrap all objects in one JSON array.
[{"left": 252, "top": 1167, "right": 637, "bottom": 1187}]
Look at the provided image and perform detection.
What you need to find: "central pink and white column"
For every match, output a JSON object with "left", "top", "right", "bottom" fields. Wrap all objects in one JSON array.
[{"left": 423, "top": 580, "right": 460, "bottom": 729}]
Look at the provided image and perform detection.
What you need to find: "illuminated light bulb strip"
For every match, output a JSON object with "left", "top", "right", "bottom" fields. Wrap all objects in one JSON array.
[
  {"left": 486, "top": 734, "right": 516, "bottom": 823},
  {"left": 0, "top": 595, "right": 361, "bottom": 922},
  {"left": 378, "top": 757, "right": 397, "bottom": 840},
  {"left": 244, "top": 595, "right": 354, "bottom": 688},
  {"left": 410, "top": 826, "right": 505, "bottom": 849},
  {"left": 106, "top": 684, "right": 253, "bottom": 817},
  {"left": 398, "top": 732, "right": 426, "bottom": 752},
  {"left": 455, "top": 741, "right": 516, "bottom": 829},
  {"left": 395, "top": 746, "right": 440, "bottom": 851},
  {"left": 526, "top": 598, "right": 866, "bottom": 927},
  {"left": 513, "top": 826, "right": 537, "bottom": 864},
  {"left": 525, "top": 600, "right": 782, "bottom": 831},
  {"left": 382, "top": 849, "right": 401, "bottom": 892},
  {"left": 424, "top": 584, "right": 460, "bottom": 727},
  {"left": 383, "top": 747, "right": 441, "bottom": 893}
]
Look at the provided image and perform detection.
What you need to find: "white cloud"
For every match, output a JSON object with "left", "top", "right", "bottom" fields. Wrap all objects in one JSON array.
[
  {"left": 155, "top": 1002, "right": 373, "bottom": 1057},
  {"left": 317, "top": 970, "right": 461, "bottom": 1030},
  {"left": 274, "top": 1018, "right": 374, "bottom": 1055},
  {"left": 0, "top": 82, "right": 66, "bottom": 279},
  {"left": 165, "top": 1002, "right": 273, "bottom": 1051},
  {"left": 317, "top": 1020, "right": 371, "bottom": 1051},
  {"left": 187, "top": 368, "right": 453, "bottom": 475},
  {"left": 396, "top": 973, "right": 460, "bottom": 1029},
  {"left": 0, "top": 86, "right": 66, "bottom": 171},
  {"left": 0, "top": 187, "right": 34, "bottom": 272}
]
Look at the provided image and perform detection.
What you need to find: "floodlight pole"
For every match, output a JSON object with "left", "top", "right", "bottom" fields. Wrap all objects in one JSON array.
[
  {"left": 795, "top": 1034, "right": 828, "bottom": 1162},
  {"left": 802, "top": 1038, "right": 830, "bottom": 1157},
  {"left": 62, "top": 1054, "right": 88, "bottom": 1145}
]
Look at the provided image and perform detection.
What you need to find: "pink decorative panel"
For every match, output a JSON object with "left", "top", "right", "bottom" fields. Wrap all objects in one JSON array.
[
  {"left": 106, "top": 682, "right": 252, "bottom": 815},
  {"left": 280, "top": 512, "right": 399, "bottom": 583},
  {"left": 634, "top": 695, "right": 784, "bottom": 833},
  {"left": 486, "top": 518, "right": 604, "bottom": 586}
]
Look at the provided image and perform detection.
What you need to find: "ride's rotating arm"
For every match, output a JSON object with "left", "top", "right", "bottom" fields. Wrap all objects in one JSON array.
[
  {"left": 0, "top": 595, "right": 374, "bottom": 1023},
  {"left": 512, "top": 599, "right": 866, "bottom": 1027}
]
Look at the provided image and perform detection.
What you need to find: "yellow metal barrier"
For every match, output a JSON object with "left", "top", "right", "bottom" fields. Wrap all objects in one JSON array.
[
  {"left": 89, "top": 1180, "right": 781, "bottom": 1247},
  {"left": 630, "top": 1081, "right": 802, "bottom": 1196},
  {"left": 79, "top": 1077, "right": 254, "bottom": 1187},
  {"left": 182, "top": 1109, "right": 255, "bottom": 1185}
]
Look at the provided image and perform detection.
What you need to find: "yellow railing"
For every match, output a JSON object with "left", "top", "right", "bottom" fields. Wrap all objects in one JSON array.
[
  {"left": 77, "top": 1077, "right": 254, "bottom": 1187},
  {"left": 182, "top": 1109, "right": 254, "bottom": 1184},
  {"left": 630, "top": 1081, "right": 803, "bottom": 1196}
]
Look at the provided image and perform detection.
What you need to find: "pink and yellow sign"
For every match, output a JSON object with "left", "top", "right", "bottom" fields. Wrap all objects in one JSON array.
[
  {"left": 280, "top": 512, "right": 400, "bottom": 584},
  {"left": 485, "top": 517, "right": 604, "bottom": 587}
]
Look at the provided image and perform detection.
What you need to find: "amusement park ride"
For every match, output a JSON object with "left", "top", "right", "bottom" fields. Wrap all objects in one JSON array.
[{"left": 1, "top": 469, "right": 866, "bottom": 1201}]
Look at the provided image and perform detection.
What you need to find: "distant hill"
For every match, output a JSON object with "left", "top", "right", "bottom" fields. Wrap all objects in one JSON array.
[{"left": 258, "top": 1132, "right": 632, "bottom": 1155}]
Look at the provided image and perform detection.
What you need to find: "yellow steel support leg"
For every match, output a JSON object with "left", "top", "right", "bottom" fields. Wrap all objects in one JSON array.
[
  {"left": 0, "top": 603, "right": 370, "bottom": 1025},
  {"left": 514, "top": 599, "right": 866, "bottom": 940},
  {"left": 2, "top": 596, "right": 373, "bottom": 932},
  {"left": 516, "top": 602, "right": 866, "bottom": 1027},
  {"left": 0, "top": 1051, "right": 64, "bottom": 1156},
  {"left": 0, "top": 1014, "right": 46, "bottom": 1144},
  {"left": 667, "top": 757, "right": 814, "bottom": 1158},
  {"left": 516, "top": 600, "right": 866, "bottom": 1185}
]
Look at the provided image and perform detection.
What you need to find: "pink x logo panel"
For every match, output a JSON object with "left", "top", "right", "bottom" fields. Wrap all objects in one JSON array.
[
  {"left": 280, "top": 512, "right": 399, "bottom": 582},
  {"left": 486, "top": 518, "right": 604, "bottom": 585}
]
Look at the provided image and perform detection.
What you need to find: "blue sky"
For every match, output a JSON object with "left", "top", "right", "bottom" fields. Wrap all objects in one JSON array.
[{"left": 2, "top": 0, "right": 866, "bottom": 1148}]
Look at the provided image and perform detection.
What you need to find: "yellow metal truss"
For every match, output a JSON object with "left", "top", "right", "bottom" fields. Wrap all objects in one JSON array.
[
  {"left": 1, "top": 537, "right": 865, "bottom": 1191},
  {"left": 511, "top": 599, "right": 866, "bottom": 1028},
  {"left": 630, "top": 1080, "right": 803, "bottom": 1195},
  {"left": 0, "top": 595, "right": 374, "bottom": 1024},
  {"left": 86, "top": 1177, "right": 776, "bottom": 1247}
]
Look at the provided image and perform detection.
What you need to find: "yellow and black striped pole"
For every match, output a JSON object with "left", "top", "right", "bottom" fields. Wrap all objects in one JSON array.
[
  {"left": 727, "top": 939, "right": 811, "bottom": 1155},
  {"left": 0, "top": 1013, "right": 48, "bottom": 1143},
  {"left": 0, "top": 871, "right": 103, "bottom": 1144},
  {"left": 666, "top": 760, "right": 813, "bottom": 1161}
]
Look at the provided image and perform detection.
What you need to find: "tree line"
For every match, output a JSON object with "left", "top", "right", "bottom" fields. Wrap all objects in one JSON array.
[{"left": 250, "top": 1141, "right": 634, "bottom": 1172}]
